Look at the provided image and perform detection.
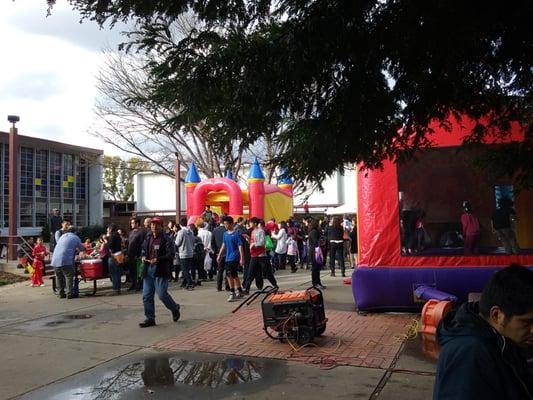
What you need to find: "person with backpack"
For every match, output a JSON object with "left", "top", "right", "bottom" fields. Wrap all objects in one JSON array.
[
  {"left": 461, "top": 201, "right": 480, "bottom": 255},
  {"left": 192, "top": 226, "right": 206, "bottom": 285},
  {"left": 259, "top": 220, "right": 278, "bottom": 287},
  {"left": 175, "top": 217, "right": 195, "bottom": 290}
]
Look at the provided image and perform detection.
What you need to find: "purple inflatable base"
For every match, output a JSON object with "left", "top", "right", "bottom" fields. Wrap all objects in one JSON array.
[{"left": 352, "top": 266, "right": 533, "bottom": 312}]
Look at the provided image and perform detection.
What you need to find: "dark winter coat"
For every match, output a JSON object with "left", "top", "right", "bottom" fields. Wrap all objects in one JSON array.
[
  {"left": 141, "top": 232, "right": 175, "bottom": 279},
  {"left": 434, "top": 302, "right": 533, "bottom": 400}
]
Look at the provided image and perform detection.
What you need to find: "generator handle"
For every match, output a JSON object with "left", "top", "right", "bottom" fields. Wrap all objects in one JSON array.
[{"left": 231, "top": 286, "right": 278, "bottom": 313}]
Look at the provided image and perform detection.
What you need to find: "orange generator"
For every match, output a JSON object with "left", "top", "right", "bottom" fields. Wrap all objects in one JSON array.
[{"left": 234, "top": 286, "right": 327, "bottom": 345}]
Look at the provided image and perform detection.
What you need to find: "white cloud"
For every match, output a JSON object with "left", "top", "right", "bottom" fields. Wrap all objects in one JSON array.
[{"left": 0, "top": 0, "right": 126, "bottom": 156}]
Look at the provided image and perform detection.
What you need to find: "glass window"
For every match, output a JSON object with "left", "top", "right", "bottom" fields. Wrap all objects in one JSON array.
[
  {"left": 36, "top": 198, "right": 48, "bottom": 229},
  {"left": 76, "top": 158, "right": 86, "bottom": 200},
  {"left": 20, "top": 147, "right": 34, "bottom": 197},
  {"left": 63, "top": 201, "right": 73, "bottom": 224},
  {"left": 76, "top": 202, "right": 87, "bottom": 227},
  {"left": 63, "top": 154, "right": 74, "bottom": 200},
  {"left": 35, "top": 149, "right": 48, "bottom": 199},
  {"left": 20, "top": 196, "right": 33, "bottom": 227},
  {"left": 50, "top": 152, "right": 62, "bottom": 199}
]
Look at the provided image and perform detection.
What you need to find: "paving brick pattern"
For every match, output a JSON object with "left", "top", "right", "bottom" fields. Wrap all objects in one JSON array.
[{"left": 155, "top": 308, "right": 413, "bottom": 370}]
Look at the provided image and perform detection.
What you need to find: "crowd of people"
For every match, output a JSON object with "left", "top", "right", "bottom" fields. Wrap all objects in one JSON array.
[{"left": 17, "top": 208, "right": 357, "bottom": 326}]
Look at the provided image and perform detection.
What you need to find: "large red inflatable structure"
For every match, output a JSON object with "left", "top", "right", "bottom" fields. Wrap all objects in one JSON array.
[{"left": 352, "top": 115, "right": 533, "bottom": 311}]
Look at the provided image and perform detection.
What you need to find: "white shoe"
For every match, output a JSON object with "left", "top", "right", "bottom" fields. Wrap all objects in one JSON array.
[
  {"left": 39, "top": 284, "right": 45, "bottom": 287},
  {"left": 227, "top": 293, "right": 238, "bottom": 302}
]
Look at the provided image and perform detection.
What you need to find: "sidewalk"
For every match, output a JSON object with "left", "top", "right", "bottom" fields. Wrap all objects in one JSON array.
[{"left": 0, "top": 267, "right": 436, "bottom": 399}]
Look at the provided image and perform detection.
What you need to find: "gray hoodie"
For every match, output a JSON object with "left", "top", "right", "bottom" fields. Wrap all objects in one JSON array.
[{"left": 175, "top": 226, "right": 194, "bottom": 259}]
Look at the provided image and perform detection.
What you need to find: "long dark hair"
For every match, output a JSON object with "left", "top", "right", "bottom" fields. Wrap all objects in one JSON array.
[{"left": 331, "top": 217, "right": 341, "bottom": 230}]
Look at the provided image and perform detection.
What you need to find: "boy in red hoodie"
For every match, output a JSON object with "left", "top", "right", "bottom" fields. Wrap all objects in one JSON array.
[{"left": 31, "top": 237, "right": 48, "bottom": 287}]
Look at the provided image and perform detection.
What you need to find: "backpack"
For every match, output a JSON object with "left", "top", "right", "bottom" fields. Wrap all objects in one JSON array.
[
  {"left": 265, "top": 235, "right": 273, "bottom": 252},
  {"left": 193, "top": 241, "right": 205, "bottom": 261}
]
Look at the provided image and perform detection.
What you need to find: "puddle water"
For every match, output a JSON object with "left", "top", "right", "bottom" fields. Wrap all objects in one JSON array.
[
  {"left": 21, "top": 354, "right": 285, "bottom": 400},
  {"left": 65, "top": 314, "right": 93, "bottom": 320},
  {"left": 44, "top": 320, "right": 69, "bottom": 327}
]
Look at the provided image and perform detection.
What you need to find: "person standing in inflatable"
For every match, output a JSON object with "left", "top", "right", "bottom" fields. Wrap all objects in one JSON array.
[{"left": 460, "top": 201, "right": 480, "bottom": 255}]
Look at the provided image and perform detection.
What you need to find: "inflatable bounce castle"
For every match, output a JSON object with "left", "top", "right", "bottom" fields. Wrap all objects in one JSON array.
[
  {"left": 352, "top": 115, "right": 533, "bottom": 311},
  {"left": 185, "top": 159, "right": 293, "bottom": 223}
]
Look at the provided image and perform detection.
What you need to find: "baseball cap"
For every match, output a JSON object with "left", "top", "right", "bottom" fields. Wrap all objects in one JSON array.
[{"left": 151, "top": 217, "right": 163, "bottom": 225}]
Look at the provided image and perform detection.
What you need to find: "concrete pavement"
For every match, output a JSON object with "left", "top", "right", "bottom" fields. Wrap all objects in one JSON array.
[{"left": 0, "top": 264, "right": 436, "bottom": 399}]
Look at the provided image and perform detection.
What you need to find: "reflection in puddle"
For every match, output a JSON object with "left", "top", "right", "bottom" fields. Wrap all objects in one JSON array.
[
  {"left": 76, "top": 357, "right": 263, "bottom": 399},
  {"left": 44, "top": 320, "right": 69, "bottom": 327}
]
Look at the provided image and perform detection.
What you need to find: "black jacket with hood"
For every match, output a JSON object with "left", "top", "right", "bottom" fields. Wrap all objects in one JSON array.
[
  {"left": 141, "top": 232, "right": 175, "bottom": 279},
  {"left": 434, "top": 302, "right": 532, "bottom": 400}
]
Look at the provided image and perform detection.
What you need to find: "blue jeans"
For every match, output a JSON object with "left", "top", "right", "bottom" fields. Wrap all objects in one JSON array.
[
  {"left": 142, "top": 264, "right": 179, "bottom": 322},
  {"left": 179, "top": 257, "right": 193, "bottom": 287},
  {"left": 108, "top": 257, "right": 122, "bottom": 292}
]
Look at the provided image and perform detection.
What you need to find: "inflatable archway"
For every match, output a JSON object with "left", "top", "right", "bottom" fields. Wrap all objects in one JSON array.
[
  {"left": 185, "top": 159, "right": 294, "bottom": 223},
  {"left": 353, "top": 115, "right": 533, "bottom": 311}
]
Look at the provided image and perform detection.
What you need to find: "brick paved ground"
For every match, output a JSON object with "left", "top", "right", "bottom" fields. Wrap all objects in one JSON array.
[{"left": 155, "top": 307, "right": 413, "bottom": 370}]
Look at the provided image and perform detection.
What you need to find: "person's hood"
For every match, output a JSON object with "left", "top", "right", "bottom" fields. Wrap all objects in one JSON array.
[{"left": 437, "top": 302, "right": 501, "bottom": 347}]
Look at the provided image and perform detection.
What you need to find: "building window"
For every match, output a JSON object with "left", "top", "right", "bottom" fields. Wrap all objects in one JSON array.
[
  {"left": 76, "top": 202, "right": 87, "bottom": 227},
  {"left": 20, "top": 197, "right": 33, "bottom": 227},
  {"left": 20, "top": 147, "right": 34, "bottom": 198},
  {"left": 35, "top": 198, "right": 48, "bottom": 229},
  {"left": 35, "top": 149, "right": 48, "bottom": 199},
  {"left": 76, "top": 158, "right": 86, "bottom": 200},
  {"left": 50, "top": 152, "right": 62, "bottom": 200},
  {"left": 63, "top": 154, "right": 74, "bottom": 200}
]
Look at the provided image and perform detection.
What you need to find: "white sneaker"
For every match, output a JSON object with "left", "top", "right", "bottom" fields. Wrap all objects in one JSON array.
[
  {"left": 39, "top": 284, "right": 45, "bottom": 287},
  {"left": 227, "top": 292, "right": 238, "bottom": 302}
]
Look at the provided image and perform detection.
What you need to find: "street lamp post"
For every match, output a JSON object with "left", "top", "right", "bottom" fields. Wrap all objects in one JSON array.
[{"left": 7, "top": 115, "right": 20, "bottom": 260}]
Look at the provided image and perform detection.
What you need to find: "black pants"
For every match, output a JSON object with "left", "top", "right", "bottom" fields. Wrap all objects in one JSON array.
[
  {"left": 311, "top": 257, "right": 323, "bottom": 286},
  {"left": 261, "top": 256, "right": 277, "bottom": 287},
  {"left": 328, "top": 241, "right": 345, "bottom": 274},
  {"left": 216, "top": 257, "right": 229, "bottom": 291},
  {"left": 245, "top": 257, "right": 264, "bottom": 291},
  {"left": 287, "top": 255, "right": 297, "bottom": 271},
  {"left": 127, "top": 256, "right": 138, "bottom": 289},
  {"left": 276, "top": 252, "right": 287, "bottom": 269}
]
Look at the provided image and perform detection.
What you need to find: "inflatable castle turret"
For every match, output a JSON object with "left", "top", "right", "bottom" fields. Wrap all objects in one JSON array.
[
  {"left": 248, "top": 159, "right": 266, "bottom": 219},
  {"left": 185, "top": 162, "right": 201, "bottom": 218},
  {"left": 277, "top": 167, "right": 293, "bottom": 195}
]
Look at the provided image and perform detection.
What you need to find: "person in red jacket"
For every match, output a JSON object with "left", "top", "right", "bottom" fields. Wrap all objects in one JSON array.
[
  {"left": 460, "top": 201, "right": 480, "bottom": 255},
  {"left": 31, "top": 237, "right": 48, "bottom": 287}
]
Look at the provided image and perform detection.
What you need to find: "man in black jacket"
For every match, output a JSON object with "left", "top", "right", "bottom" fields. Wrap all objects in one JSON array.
[
  {"left": 127, "top": 218, "right": 144, "bottom": 291},
  {"left": 139, "top": 217, "right": 180, "bottom": 328},
  {"left": 434, "top": 264, "right": 533, "bottom": 399}
]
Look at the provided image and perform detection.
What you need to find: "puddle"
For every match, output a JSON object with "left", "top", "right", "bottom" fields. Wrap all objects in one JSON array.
[
  {"left": 65, "top": 314, "right": 93, "bottom": 320},
  {"left": 44, "top": 320, "right": 69, "bottom": 327},
  {"left": 21, "top": 353, "right": 287, "bottom": 400}
]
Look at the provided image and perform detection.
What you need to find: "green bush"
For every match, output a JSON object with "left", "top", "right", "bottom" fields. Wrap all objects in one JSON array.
[{"left": 78, "top": 225, "right": 106, "bottom": 242}]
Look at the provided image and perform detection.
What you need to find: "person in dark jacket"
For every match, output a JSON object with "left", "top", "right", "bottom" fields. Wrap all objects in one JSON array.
[
  {"left": 308, "top": 219, "right": 326, "bottom": 289},
  {"left": 107, "top": 224, "right": 123, "bottom": 295},
  {"left": 326, "top": 217, "right": 345, "bottom": 277},
  {"left": 139, "top": 217, "right": 180, "bottom": 328},
  {"left": 212, "top": 221, "right": 227, "bottom": 291},
  {"left": 434, "top": 264, "right": 533, "bottom": 400},
  {"left": 127, "top": 218, "right": 144, "bottom": 291}
]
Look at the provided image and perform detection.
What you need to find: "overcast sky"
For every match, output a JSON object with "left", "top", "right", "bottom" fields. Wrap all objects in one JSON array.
[{"left": 0, "top": 0, "right": 126, "bottom": 155}]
